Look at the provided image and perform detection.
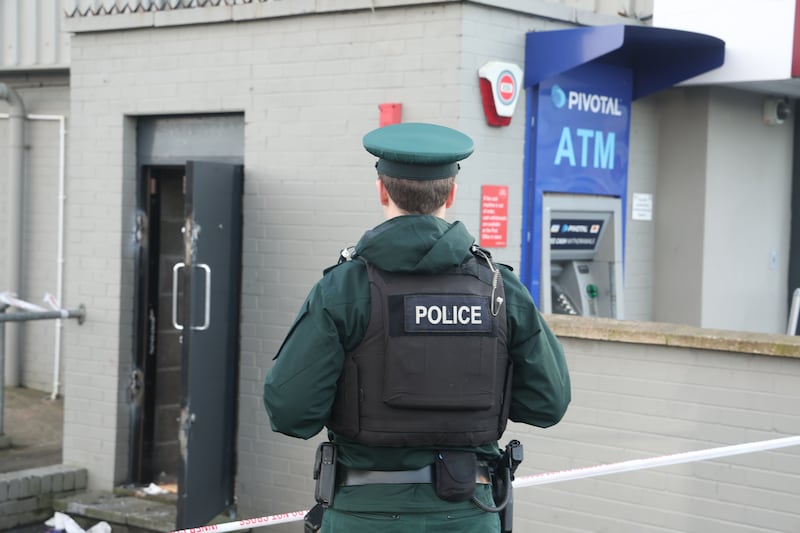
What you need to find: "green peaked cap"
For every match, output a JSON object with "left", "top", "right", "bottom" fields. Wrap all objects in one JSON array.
[{"left": 363, "top": 122, "right": 474, "bottom": 180}]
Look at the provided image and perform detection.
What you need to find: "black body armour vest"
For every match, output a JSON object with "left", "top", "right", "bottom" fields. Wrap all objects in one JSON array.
[{"left": 327, "top": 249, "right": 512, "bottom": 448}]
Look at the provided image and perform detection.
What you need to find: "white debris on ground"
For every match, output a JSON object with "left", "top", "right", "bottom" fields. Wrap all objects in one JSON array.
[{"left": 45, "top": 512, "right": 111, "bottom": 533}]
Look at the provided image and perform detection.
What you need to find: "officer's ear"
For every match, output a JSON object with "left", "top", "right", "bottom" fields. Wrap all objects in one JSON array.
[
  {"left": 445, "top": 182, "right": 457, "bottom": 208},
  {"left": 376, "top": 179, "right": 390, "bottom": 206}
]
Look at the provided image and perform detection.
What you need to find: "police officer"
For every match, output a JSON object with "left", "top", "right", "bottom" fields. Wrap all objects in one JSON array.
[{"left": 263, "top": 122, "right": 571, "bottom": 532}]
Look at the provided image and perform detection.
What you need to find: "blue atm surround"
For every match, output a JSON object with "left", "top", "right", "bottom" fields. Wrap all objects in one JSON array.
[{"left": 521, "top": 24, "right": 725, "bottom": 304}]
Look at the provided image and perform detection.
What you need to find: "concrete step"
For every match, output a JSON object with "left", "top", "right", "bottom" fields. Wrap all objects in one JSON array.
[{"left": 52, "top": 491, "right": 177, "bottom": 533}]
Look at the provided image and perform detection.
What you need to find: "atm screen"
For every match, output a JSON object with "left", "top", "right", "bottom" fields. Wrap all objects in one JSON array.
[{"left": 549, "top": 219, "right": 605, "bottom": 251}]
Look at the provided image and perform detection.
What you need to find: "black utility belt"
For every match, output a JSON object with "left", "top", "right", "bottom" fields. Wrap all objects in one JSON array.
[{"left": 338, "top": 463, "right": 492, "bottom": 486}]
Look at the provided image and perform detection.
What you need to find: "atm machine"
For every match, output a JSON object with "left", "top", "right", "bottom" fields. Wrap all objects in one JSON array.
[{"left": 540, "top": 194, "right": 624, "bottom": 319}]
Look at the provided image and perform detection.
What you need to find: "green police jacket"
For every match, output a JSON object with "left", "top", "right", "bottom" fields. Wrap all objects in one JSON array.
[{"left": 263, "top": 215, "right": 571, "bottom": 514}]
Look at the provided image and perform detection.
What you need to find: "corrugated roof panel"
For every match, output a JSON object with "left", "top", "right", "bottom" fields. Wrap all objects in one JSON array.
[
  {"left": 62, "top": 0, "right": 254, "bottom": 17},
  {"left": 1, "top": 0, "right": 69, "bottom": 69},
  {"left": 1, "top": 0, "right": 268, "bottom": 69}
]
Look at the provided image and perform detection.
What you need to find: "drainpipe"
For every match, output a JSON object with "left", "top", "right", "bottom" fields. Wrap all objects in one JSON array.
[
  {"left": 0, "top": 83, "right": 25, "bottom": 387},
  {"left": 28, "top": 113, "right": 68, "bottom": 399}
]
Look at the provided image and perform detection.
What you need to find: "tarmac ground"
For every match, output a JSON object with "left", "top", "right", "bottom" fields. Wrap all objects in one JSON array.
[{"left": 0, "top": 386, "right": 63, "bottom": 474}]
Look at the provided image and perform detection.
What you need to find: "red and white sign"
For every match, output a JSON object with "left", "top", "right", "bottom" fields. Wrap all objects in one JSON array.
[
  {"left": 479, "top": 185, "right": 509, "bottom": 248},
  {"left": 497, "top": 72, "right": 516, "bottom": 103},
  {"left": 478, "top": 61, "right": 523, "bottom": 127}
]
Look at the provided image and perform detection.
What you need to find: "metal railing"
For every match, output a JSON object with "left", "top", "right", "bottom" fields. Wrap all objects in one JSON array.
[{"left": 0, "top": 302, "right": 85, "bottom": 440}]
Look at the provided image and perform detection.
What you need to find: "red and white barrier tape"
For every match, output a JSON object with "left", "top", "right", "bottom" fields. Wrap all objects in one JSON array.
[
  {"left": 172, "top": 510, "right": 310, "bottom": 533},
  {"left": 171, "top": 435, "right": 800, "bottom": 533},
  {"left": 513, "top": 434, "right": 800, "bottom": 488}
]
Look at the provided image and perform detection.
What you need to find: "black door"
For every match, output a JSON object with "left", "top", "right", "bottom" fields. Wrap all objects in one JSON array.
[{"left": 175, "top": 161, "right": 244, "bottom": 528}]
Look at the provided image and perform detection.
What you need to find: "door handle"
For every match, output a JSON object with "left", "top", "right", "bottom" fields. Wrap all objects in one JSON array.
[
  {"left": 172, "top": 262, "right": 211, "bottom": 331},
  {"left": 172, "top": 262, "right": 185, "bottom": 330}
]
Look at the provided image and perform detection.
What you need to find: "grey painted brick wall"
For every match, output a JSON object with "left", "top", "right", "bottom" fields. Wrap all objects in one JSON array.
[
  {"left": 59, "top": 1, "right": 679, "bottom": 530},
  {"left": 63, "top": 0, "right": 492, "bottom": 492},
  {"left": 510, "top": 327, "right": 800, "bottom": 532}
]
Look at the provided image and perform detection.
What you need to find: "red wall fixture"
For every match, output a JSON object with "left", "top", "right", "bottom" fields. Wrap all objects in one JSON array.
[
  {"left": 379, "top": 103, "right": 402, "bottom": 127},
  {"left": 478, "top": 61, "right": 523, "bottom": 127}
]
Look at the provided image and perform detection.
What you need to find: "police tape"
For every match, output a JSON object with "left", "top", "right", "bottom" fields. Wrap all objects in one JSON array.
[
  {"left": 513, "top": 434, "right": 800, "bottom": 488},
  {"left": 170, "top": 435, "right": 800, "bottom": 533},
  {"left": 171, "top": 510, "right": 310, "bottom": 533}
]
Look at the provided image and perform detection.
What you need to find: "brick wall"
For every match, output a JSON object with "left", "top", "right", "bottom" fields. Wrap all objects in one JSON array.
[
  {"left": 61, "top": 0, "right": 662, "bottom": 512},
  {"left": 0, "top": 465, "right": 88, "bottom": 529},
  {"left": 509, "top": 317, "right": 800, "bottom": 532},
  {"left": 58, "top": 2, "right": 717, "bottom": 531},
  {"left": 63, "top": 0, "right": 486, "bottom": 492}
]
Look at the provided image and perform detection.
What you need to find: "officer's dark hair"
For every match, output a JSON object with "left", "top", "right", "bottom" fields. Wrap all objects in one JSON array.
[{"left": 379, "top": 175, "right": 455, "bottom": 215}]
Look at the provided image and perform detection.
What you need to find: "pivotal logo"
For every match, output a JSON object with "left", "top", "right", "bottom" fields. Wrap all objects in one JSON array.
[
  {"left": 551, "top": 85, "right": 622, "bottom": 116},
  {"left": 551, "top": 85, "right": 567, "bottom": 109},
  {"left": 561, "top": 223, "right": 590, "bottom": 233}
]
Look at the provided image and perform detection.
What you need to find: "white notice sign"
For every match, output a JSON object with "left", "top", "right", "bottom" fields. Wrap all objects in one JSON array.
[{"left": 632, "top": 193, "right": 653, "bottom": 221}]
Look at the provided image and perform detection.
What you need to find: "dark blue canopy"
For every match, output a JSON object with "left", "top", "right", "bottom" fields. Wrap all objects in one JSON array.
[{"left": 525, "top": 24, "right": 725, "bottom": 99}]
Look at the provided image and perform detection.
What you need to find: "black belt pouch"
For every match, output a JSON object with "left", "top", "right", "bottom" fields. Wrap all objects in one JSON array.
[{"left": 434, "top": 451, "right": 478, "bottom": 502}]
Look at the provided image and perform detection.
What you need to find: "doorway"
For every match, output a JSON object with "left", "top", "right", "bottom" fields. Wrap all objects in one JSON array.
[
  {"left": 136, "top": 166, "right": 185, "bottom": 485},
  {"left": 132, "top": 114, "right": 244, "bottom": 529}
]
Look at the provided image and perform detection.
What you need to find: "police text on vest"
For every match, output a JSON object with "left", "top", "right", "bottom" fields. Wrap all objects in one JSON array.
[
  {"left": 415, "top": 305, "right": 482, "bottom": 325},
  {"left": 402, "top": 295, "right": 494, "bottom": 334}
]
